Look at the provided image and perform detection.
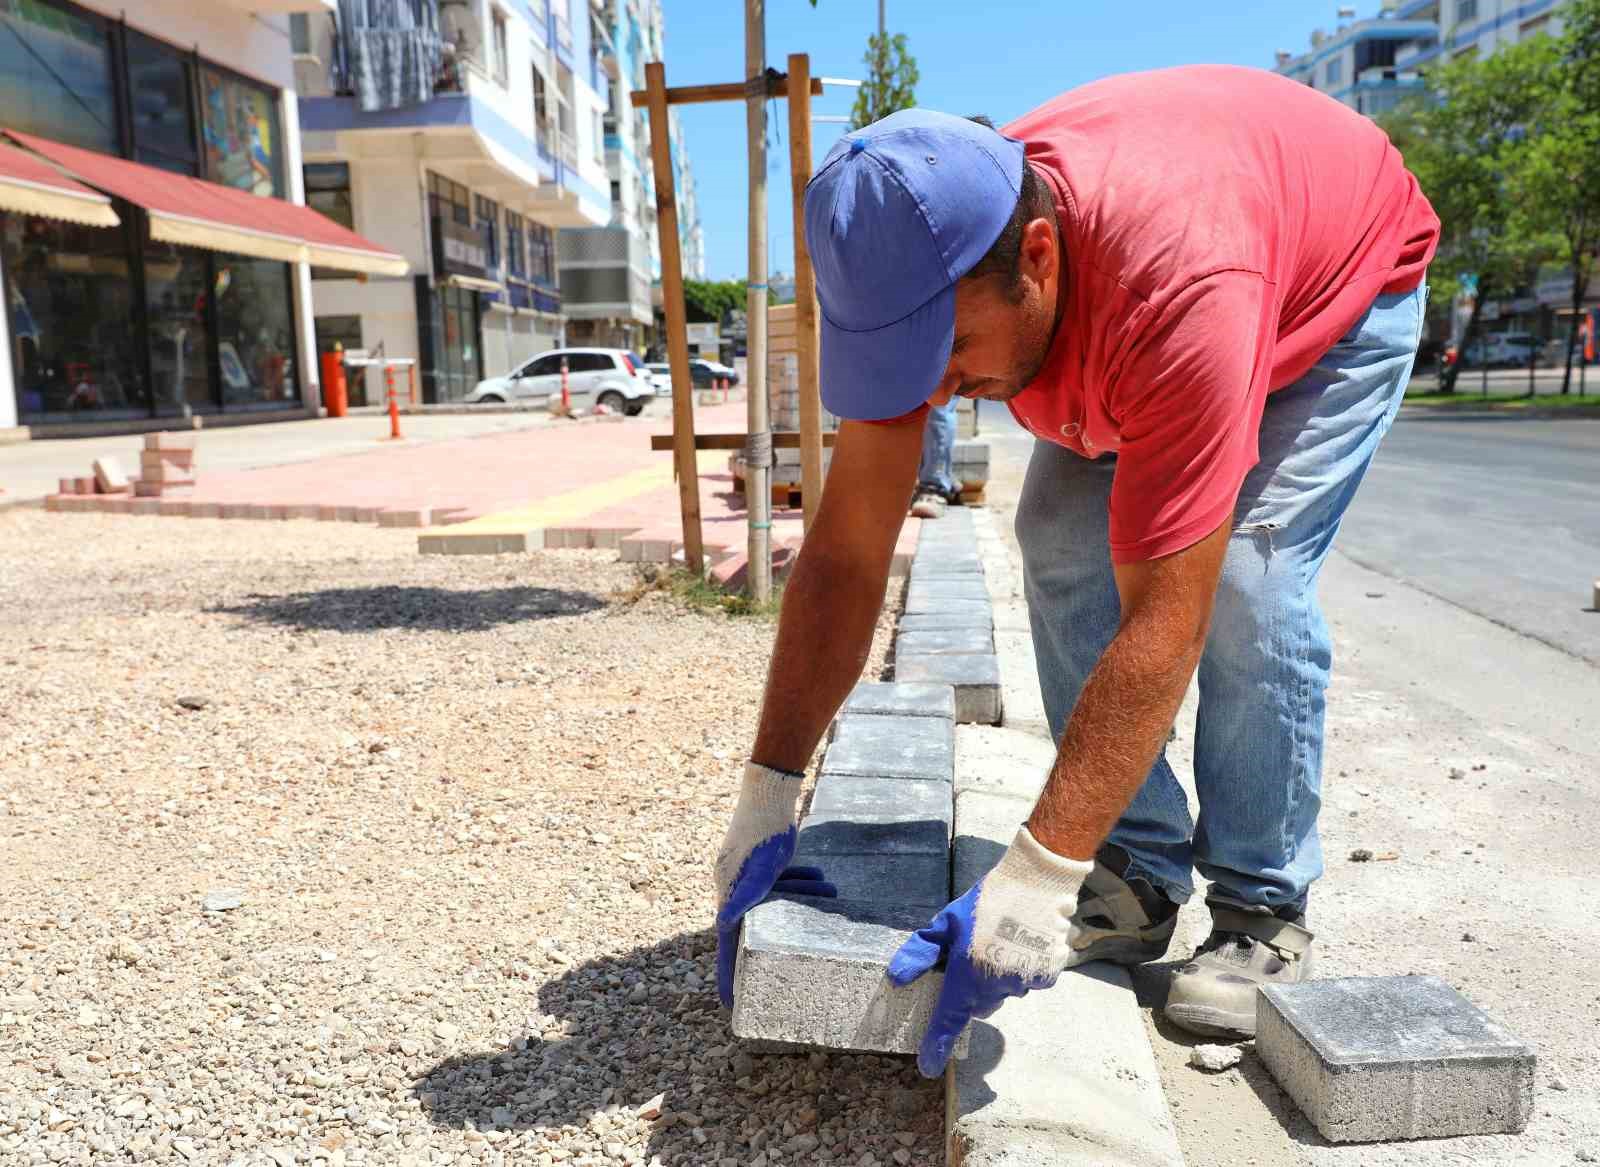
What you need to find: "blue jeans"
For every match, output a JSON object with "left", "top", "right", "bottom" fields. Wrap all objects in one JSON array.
[
  {"left": 1015, "top": 285, "right": 1426, "bottom": 911},
  {"left": 918, "top": 396, "right": 959, "bottom": 497}
]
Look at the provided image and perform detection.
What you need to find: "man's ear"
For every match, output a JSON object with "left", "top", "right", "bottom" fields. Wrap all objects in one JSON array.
[{"left": 1020, "top": 217, "right": 1057, "bottom": 283}]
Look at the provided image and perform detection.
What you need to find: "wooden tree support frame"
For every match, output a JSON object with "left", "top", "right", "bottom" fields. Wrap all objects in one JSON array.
[{"left": 634, "top": 58, "right": 828, "bottom": 576}]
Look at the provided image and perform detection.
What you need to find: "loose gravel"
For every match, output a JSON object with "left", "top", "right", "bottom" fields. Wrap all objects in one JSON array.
[{"left": 0, "top": 511, "right": 939, "bottom": 1166}]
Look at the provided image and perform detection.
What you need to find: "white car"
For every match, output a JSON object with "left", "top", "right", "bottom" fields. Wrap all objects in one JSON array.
[
  {"left": 467, "top": 348, "right": 655, "bottom": 415},
  {"left": 645, "top": 362, "right": 673, "bottom": 396}
]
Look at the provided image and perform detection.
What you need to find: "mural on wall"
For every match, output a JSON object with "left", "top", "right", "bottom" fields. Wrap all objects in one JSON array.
[{"left": 201, "top": 68, "right": 280, "bottom": 197}]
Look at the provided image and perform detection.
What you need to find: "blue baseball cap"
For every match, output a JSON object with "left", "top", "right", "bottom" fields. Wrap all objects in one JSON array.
[{"left": 804, "top": 109, "right": 1026, "bottom": 421}]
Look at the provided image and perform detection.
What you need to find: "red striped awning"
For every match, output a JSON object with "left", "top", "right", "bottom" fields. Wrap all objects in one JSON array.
[
  {"left": 3, "top": 129, "right": 407, "bottom": 276},
  {"left": 0, "top": 141, "right": 119, "bottom": 228}
]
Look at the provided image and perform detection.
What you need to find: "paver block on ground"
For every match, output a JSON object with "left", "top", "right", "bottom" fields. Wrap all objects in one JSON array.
[
  {"left": 840, "top": 681, "right": 956, "bottom": 721},
  {"left": 731, "top": 897, "right": 946, "bottom": 1054},
  {"left": 1257, "top": 976, "right": 1535, "bottom": 1143},
  {"left": 786, "top": 849, "right": 950, "bottom": 909},
  {"left": 418, "top": 531, "right": 540, "bottom": 556},
  {"left": 895, "top": 627, "right": 995, "bottom": 658},
  {"left": 952, "top": 725, "right": 1055, "bottom": 799},
  {"left": 821, "top": 714, "right": 954, "bottom": 782},
  {"left": 898, "top": 611, "right": 995, "bottom": 634},
  {"left": 807, "top": 776, "right": 951, "bottom": 823},
  {"left": 905, "top": 579, "right": 991, "bottom": 611},
  {"left": 796, "top": 814, "right": 950, "bottom": 856},
  {"left": 895, "top": 653, "right": 1003, "bottom": 724}
]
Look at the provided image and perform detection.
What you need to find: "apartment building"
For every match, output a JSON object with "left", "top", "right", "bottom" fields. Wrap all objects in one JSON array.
[
  {"left": 295, "top": 0, "right": 611, "bottom": 404},
  {"left": 558, "top": 0, "right": 702, "bottom": 353},
  {"left": 1274, "top": 0, "right": 1570, "bottom": 117},
  {"left": 0, "top": 0, "right": 404, "bottom": 436}
]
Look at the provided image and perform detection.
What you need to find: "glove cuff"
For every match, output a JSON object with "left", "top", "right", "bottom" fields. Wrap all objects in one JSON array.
[
  {"left": 968, "top": 826, "right": 1094, "bottom": 980},
  {"left": 736, "top": 760, "right": 805, "bottom": 825}
]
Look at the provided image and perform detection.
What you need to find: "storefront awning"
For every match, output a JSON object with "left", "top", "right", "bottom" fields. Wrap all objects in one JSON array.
[
  {"left": 0, "top": 142, "right": 119, "bottom": 228},
  {"left": 3, "top": 129, "right": 408, "bottom": 277}
]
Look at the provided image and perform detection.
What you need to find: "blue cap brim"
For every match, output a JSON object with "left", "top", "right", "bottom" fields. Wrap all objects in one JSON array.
[{"left": 819, "top": 283, "right": 954, "bottom": 421}]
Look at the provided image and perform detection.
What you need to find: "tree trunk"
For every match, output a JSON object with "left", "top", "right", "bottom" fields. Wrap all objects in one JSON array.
[
  {"left": 1562, "top": 246, "right": 1591, "bottom": 396},
  {"left": 1441, "top": 290, "right": 1487, "bottom": 395}
]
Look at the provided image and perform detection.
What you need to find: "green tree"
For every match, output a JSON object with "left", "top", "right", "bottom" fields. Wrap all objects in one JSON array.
[
  {"left": 1382, "top": 40, "right": 1555, "bottom": 392},
  {"left": 683, "top": 279, "right": 749, "bottom": 324},
  {"left": 850, "top": 31, "right": 919, "bottom": 130},
  {"left": 1506, "top": 0, "right": 1600, "bottom": 392}
]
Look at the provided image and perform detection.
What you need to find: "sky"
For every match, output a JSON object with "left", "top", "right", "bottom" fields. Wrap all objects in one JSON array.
[{"left": 657, "top": 0, "right": 1333, "bottom": 280}]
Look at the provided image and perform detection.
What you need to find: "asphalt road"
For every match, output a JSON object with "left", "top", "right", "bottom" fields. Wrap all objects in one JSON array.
[{"left": 975, "top": 403, "right": 1600, "bottom": 665}]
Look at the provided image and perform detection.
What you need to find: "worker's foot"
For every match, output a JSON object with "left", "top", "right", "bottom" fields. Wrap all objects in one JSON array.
[
  {"left": 1066, "top": 844, "right": 1180, "bottom": 968},
  {"left": 1164, "top": 900, "right": 1314, "bottom": 1038},
  {"left": 910, "top": 489, "right": 948, "bottom": 519}
]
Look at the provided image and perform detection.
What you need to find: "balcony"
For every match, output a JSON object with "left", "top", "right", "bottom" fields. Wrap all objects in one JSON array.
[
  {"left": 556, "top": 225, "right": 653, "bottom": 324},
  {"left": 1396, "top": 36, "right": 1442, "bottom": 70}
]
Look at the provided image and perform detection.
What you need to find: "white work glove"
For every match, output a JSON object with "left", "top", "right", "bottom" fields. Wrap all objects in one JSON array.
[
  {"left": 714, "top": 761, "right": 837, "bottom": 1005},
  {"left": 888, "top": 826, "right": 1091, "bottom": 1076}
]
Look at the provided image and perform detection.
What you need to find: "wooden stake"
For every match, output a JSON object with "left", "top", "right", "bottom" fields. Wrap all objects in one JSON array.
[
  {"left": 787, "top": 52, "right": 824, "bottom": 533},
  {"left": 627, "top": 76, "right": 822, "bottom": 109},
  {"left": 643, "top": 61, "right": 704, "bottom": 575}
]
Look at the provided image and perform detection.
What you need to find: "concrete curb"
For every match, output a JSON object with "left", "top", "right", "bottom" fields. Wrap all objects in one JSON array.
[{"left": 946, "top": 509, "right": 1186, "bottom": 1167}]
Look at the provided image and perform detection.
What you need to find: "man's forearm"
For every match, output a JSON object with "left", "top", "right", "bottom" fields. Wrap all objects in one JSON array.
[
  {"left": 750, "top": 546, "right": 890, "bottom": 773},
  {"left": 1027, "top": 619, "right": 1203, "bottom": 861}
]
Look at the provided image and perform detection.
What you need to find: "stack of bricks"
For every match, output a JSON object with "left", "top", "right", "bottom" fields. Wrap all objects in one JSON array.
[{"left": 134, "top": 432, "right": 198, "bottom": 497}]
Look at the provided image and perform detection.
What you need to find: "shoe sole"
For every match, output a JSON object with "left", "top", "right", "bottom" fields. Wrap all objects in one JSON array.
[
  {"left": 1066, "top": 931, "right": 1173, "bottom": 969},
  {"left": 1164, "top": 1002, "right": 1256, "bottom": 1039}
]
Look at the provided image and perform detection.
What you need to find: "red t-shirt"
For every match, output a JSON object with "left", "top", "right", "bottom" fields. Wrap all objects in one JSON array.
[{"left": 999, "top": 65, "right": 1438, "bottom": 563}]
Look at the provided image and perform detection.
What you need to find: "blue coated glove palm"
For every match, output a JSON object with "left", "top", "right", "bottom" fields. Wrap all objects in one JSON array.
[
  {"left": 715, "top": 762, "right": 837, "bottom": 1006},
  {"left": 888, "top": 826, "right": 1093, "bottom": 1077}
]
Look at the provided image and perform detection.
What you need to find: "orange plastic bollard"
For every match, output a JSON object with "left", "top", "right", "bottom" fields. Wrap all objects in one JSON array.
[
  {"left": 721, "top": 375, "right": 729, "bottom": 403},
  {"left": 560, "top": 358, "right": 571, "bottom": 412},
  {"left": 319, "top": 345, "right": 349, "bottom": 418},
  {"left": 407, "top": 364, "right": 417, "bottom": 406},
  {"left": 386, "top": 365, "right": 401, "bottom": 440}
]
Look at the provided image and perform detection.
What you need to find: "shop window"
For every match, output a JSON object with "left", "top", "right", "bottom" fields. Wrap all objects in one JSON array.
[
  {"left": 126, "top": 31, "right": 198, "bottom": 176},
  {"left": 0, "top": 0, "right": 117, "bottom": 154},
  {"left": 200, "top": 66, "right": 283, "bottom": 197},
  {"left": 214, "top": 256, "right": 296, "bottom": 410},
  {"left": 143, "top": 240, "right": 214, "bottom": 416},
  {"left": 3, "top": 215, "right": 143, "bottom": 421}
]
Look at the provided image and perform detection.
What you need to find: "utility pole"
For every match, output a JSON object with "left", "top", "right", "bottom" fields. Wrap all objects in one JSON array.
[
  {"left": 879, "top": 0, "right": 885, "bottom": 38},
  {"left": 745, "top": 0, "right": 772, "bottom": 601}
]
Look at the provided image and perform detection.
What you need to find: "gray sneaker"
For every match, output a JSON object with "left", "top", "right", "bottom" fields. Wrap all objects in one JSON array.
[
  {"left": 1164, "top": 900, "right": 1315, "bottom": 1038},
  {"left": 910, "top": 490, "right": 947, "bottom": 519},
  {"left": 1065, "top": 847, "right": 1179, "bottom": 968}
]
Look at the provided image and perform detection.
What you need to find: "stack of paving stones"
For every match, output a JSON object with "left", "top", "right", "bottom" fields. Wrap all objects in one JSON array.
[
  {"left": 895, "top": 508, "right": 1003, "bottom": 725},
  {"left": 731, "top": 681, "right": 956, "bottom": 1054},
  {"left": 1257, "top": 976, "right": 1535, "bottom": 1143},
  {"left": 135, "top": 432, "right": 198, "bottom": 497}
]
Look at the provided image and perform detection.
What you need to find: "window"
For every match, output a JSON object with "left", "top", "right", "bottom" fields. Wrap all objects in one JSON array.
[
  {"left": 491, "top": 8, "right": 509, "bottom": 85},
  {"left": 532, "top": 68, "right": 549, "bottom": 148},
  {"left": 567, "top": 352, "right": 609, "bottom": 373},
  {"left": 214, "top": 255, "right": 296, "bottom": 409},
  {"left": 505, "top": 210, "right": 527, "bottom": 279},
  {"left": 594, "top": 109, "right": 604, "bottom": 162},
  {"left": 1325, "top": 57, "right": 1342, "bottom": 85},
  {"left": 126, "top": 31, "right": 198, "bottom": 175},
  {"left": 290, "top": 14, "right": 312, "bottom": 55},
  {"left": 0, "top": 0, "right": 117, "bottom": 153},
  {"left": 528, "top": 353, "right": 564, "bottom": 377},
  {"left": 475, "top": 194, "right": 501, "bottom": 269},
  {"left": 1456, "top": 0, "right": 1478, "bottom": 22},
  {"left": 527, "top": 223, "right": 555, "bottom": 285},
  {"left": 610, "top": 180, "right": 621, "bottom": 205},
  {"left": 305, "top": 163, "right": 354, "bottom": 278},
  {"left": 201, "top": 67, "right": 283, "bottom": 196}
]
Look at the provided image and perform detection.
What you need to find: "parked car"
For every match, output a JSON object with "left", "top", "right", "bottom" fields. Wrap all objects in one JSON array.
[
  {"left": 1449, "top": 331, "right": 1549, "bottom": 369},
  {"left": 645, "top": 362, "right": 673, "bottom": 396},
  {"left": 689, "top": 358, "right": 739, "bottom": 388},
  {"left": 467, "top": 348, "right": 655, "bottom": 414}
]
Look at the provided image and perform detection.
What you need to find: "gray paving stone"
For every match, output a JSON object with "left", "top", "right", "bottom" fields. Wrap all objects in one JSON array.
[
  {"left": 1257, "top": 976, "right": 1535, "bottom": 1143},
  {"left": 731, "top": 896, "right": 945, "bottom": 1054},
  {"left": 895, "top": 653, "right": 1003, "bottom": 724},
  {"left": 822, "top": 714, "right": 953, "bottom": 782},
  {"left": 787, "top": 849, "right": 949, "bottom": 909},
  {"left": 895, "top": 627, "right": 995, "bottom": 658},
  {"left": 910, "top": 560, "right": 985, "bottom": 581},
  {"left": 902, "top": 594, "right": 994, "bottom": 621},
  {"left": 796, "top": 813, "right": 951, "bottom": 856},
  {"left": 952, "top": 725, "right": 1055, "bottom": 799},
  {"left": 905, "top": 579, "right": 991, "bottom": 611},
  {"left": 806, "top": 776, "right": 952, "bottom": 824},
  {"left": 946, "top": 776, "right": 1184, "bottom": 1167},
  {"left": 952, "top": 790, "right": 1034, "bottom": 897},
  {"left": 898, "top": 611, "right": 995, "bottom": 634},
  {"left": 840, "top": 681, "right": 955, "bottom": 720}
]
